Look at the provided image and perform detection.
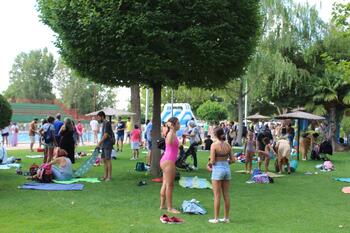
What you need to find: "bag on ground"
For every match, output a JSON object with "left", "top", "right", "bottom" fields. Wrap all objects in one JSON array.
[{"left": 37, "top": 164, "right": 53, "bottom": 183}]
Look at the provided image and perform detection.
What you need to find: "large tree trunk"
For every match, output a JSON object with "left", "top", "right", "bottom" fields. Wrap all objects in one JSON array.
[
  {"left": 130, "top": 85, "right": 141, "bottom": 127},
  {"left": 151, "top": 83, "right": 162, "bottom": 176},
  {"left": 236, "top": 80, "right": 244, "bottom": 146}
]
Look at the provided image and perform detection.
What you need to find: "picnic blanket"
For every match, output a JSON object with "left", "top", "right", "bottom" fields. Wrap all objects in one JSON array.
[
  {"left": 73, "top": 149, "right": 99, "bottom": 177},
  {"left": 26, "top": 155, "right": 44, "bottom": 158},
  {"left": 335, "top": 178, "right": 350, "bottom": 183},
  {"left": 0, "top": 163, "right": 21, "bottom": 169},
  {"left": 53, "top": 178, "right": 100, "bottom": 184},
  {"left": 19, "top": 183, "right": 84, "bottom": 191},
  {"left": 342, "top": 187, "right": 350, "bottom": 194},
  {"left": 179, "top": 176, "right": 212, "bottom": 189}
]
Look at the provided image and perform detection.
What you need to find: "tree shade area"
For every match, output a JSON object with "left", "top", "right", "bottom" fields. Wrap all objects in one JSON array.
[{"left": 38, "top": 0, "right": 262, "bottom": 175}]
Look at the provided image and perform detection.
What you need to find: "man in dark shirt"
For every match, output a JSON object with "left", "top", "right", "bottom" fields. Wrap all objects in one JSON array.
[
  {"left": 97, "top": 111, "right": 114, "bottom": 181},
  {"left": 203, "top": 135, "right": 213, "bottom": 150},
  {"left": 115, "top": 117, "right": 125, "bottom": 152}
]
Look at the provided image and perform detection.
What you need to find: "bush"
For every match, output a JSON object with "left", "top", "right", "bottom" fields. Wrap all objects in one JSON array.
[
  {"left": 0, "top": 95, "right": 12, "bottom": 128},
  {"left": 197, "top": 101, "right": 227, "bottom": 123}
]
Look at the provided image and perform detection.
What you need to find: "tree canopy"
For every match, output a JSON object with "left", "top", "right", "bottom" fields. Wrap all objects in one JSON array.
[
  {"left": 54, "top": 59, "right": 116, "bottom": 115},
  {"left": 197, "top": 100, "right": 227, "bottom": 123},
  {"left": 0, "top": 95, "right": 12, "bottom": 128},
  {"left": 4, "top": 48, "right": 56, "bottom": 100},
  {"left": 38, "top": 0, "right": 261, "bottom": 176},
  {"left": 38, "top": 0, "right": 261, "bottom": 88}
]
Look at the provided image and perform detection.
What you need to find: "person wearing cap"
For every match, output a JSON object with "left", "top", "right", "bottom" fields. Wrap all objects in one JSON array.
[
  {"left": 54, "top": 113, "right": 64, "bottom": 143},
  {"left": 29, "top": 118, "right": 38, "bottom": 152}
]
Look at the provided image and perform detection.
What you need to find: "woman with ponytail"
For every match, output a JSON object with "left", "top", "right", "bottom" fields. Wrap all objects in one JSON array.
[
  {"left": 159, "top": 117, "right": 181, "bottom": 214},
  {"left": 208, "top": 127, "right": 235, "bottom": 223}
]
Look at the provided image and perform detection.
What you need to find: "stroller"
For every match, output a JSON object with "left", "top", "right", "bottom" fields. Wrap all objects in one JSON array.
[{"left": 176, "top": 145, "right": 193, "bottom": 172}]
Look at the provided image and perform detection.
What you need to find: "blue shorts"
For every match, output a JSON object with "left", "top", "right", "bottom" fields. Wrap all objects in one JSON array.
[
  {"left": 116, "top": 134, "right": 124, "bottom": 142},
  {"left": 211, "top": 161, "right": 231, "bottom": 181},
  {"left": 147, "top": 140, "right": 152, "bottom": 151}
]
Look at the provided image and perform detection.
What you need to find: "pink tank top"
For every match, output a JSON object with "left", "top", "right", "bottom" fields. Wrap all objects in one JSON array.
[{"left": 160, "top": 137, "right": 179, "bottom": 164}]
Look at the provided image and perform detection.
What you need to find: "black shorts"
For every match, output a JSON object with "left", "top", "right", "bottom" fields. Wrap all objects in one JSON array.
[
  {"left": 101, "top": 148, "right": 112, "bottom": 160},
  {"left": 1, "top": 133, "right": 9, "bottom": 137},
  {"left": 258, "top": 142, "right": 265, "bottom": 151}
]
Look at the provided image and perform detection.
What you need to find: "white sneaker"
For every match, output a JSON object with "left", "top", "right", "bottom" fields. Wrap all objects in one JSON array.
[
  {"left": 208, "top": 219, "right": 219, "bottom": 224},
  {"left": 219, "top": 218, "right": 230, "bottom": 223}
]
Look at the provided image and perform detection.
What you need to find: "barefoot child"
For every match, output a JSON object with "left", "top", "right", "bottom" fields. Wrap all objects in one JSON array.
[
  {"left": 130, "top": 125, "right": 142, "bottom": 160},
  {"left": 244, "top": 131, "right": 255, "bottom": 174}
]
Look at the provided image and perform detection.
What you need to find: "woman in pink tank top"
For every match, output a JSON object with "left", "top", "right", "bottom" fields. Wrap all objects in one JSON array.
[{"left": 160, "top": 117, "right": 180, "bottom": 214}]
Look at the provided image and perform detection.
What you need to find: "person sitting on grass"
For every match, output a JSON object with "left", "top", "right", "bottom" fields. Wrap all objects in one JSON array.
[
  {"left": 130, "top": 124, "right": 142, "bottom": 160},
  {"left": 49, "top": 147, "right": 73, "bottom": 181},
  {"left": 244, "top": 131, "right": 255, "bottom": 174},
  {"left": 28, "top": 147, "right": 72, "bottom": 181}
]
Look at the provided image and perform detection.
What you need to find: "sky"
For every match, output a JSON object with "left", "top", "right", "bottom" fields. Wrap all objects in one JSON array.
[{"left": 0, "top": 0, "right": 349, "bottom": 110}]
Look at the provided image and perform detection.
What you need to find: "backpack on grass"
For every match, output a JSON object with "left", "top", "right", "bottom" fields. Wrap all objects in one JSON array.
[{"left": 37, "top": 164, "right": 53, "bottom": 183}]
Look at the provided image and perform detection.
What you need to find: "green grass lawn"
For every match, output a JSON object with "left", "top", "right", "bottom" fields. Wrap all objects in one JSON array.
[{"left": 1, "top": 146, "right": 350, "bottom": 233}]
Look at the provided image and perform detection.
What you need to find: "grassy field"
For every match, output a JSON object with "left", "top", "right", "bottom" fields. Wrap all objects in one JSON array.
[{"left": 1, "top": 145, "right": 350, "bottom": 233}]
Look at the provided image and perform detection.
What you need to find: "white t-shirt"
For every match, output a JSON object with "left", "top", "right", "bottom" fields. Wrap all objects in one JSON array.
[
  {"left": 1, "top": 127, "right": 9, "bottom": 134},
  {"left": 90, "top": 120, "right": 99, "bottom": 131}
]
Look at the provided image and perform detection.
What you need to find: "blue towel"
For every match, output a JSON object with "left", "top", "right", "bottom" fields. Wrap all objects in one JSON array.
[
  {"left": 335, "top": 178, "right": 350, "bottom": 183},
  {"left": 19, "top": 183, "right": 84, "bottom": 191}
]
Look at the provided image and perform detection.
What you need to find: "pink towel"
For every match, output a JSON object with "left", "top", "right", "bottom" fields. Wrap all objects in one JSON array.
[{"left": 342, "top": 187, "right": 350, "bottom": 194}]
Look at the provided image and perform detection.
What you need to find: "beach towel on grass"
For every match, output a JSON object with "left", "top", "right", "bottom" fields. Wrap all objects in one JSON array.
[
  {"left": 0, "top": 163, "right": 21, "bottom": 169},
  {"left": 53, "top": 178, "right": 100, "bottom": 184},
  {"left": 19, "top": 183, "right": 84, "bottom": 191},
  {"left": 342, "top": 187, "right": 350, "bottom": 194},
  {"left": 179, "top": 176, "right": 212, "bottom": 189},
  {"left": 335, "top": 178, "right": 350, "bottom": 183},
  {"left": 73, "top": 149, "right": 99, "bottom": 178},
  {"left": 26, "top": 155, "right": 44, "bottom": 158}
]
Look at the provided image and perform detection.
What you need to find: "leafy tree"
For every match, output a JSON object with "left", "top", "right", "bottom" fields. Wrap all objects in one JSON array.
[
  {"left": 38, "top": 0, "right": 261, "bottom": 176},
  {"left": 245, "top": 0, "right": 326, "bottom": 114},
  {"left": 0, "top": 95, "right": 12, "bottom": 129},
  {"left": 55, "top": 59, "right": 116, "bottom": 115},
  {"left": 197, "top": 101, "right": 227, "bottom": 123},
  {"left": 332, "top": 2, "right": 350, "bottom": 31},
  {"left": 4, "top": 48, "right": 55, "bottom": 100}
]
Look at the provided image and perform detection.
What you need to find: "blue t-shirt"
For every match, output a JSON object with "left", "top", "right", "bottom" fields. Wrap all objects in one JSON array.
[
  {"left": 145, "top": 122, "right": 152, "bottom": 141},
  {"left": 116, "top": 121, "right": 126, "bottom": 136},
  {"left": 54, "top": 120, "right": 64, "bottom": 137}
]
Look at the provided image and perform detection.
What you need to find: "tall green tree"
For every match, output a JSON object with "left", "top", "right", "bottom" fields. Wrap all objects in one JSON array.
[
  {"left": 0, "top": 95, "right": 12, "bottom": 128},
  {"left": 38, "top": 0, "right": 261, "bottom": 176},
  {"left": 245, "top": 0, "right": 326, "bottom": 114},
  {"left": 4, "top": 48, "right": 56, "bottom": 100},
  {"left": 55, "top": 59, "right": 116, "bottom": 115}
]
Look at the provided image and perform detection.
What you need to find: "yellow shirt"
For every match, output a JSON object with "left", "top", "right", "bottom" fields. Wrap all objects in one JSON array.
[{"left": 126, "top": 121, "right": 132, "bottom": 132}]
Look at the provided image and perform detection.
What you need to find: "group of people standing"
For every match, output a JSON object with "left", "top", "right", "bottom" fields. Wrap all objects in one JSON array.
[{"left": 0, "top": 123, "right": 19, "bottom": 147}]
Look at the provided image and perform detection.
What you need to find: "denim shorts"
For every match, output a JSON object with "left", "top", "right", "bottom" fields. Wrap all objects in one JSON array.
[{"left": 211, "top": 161, "right": 231, "bottom": 181}]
